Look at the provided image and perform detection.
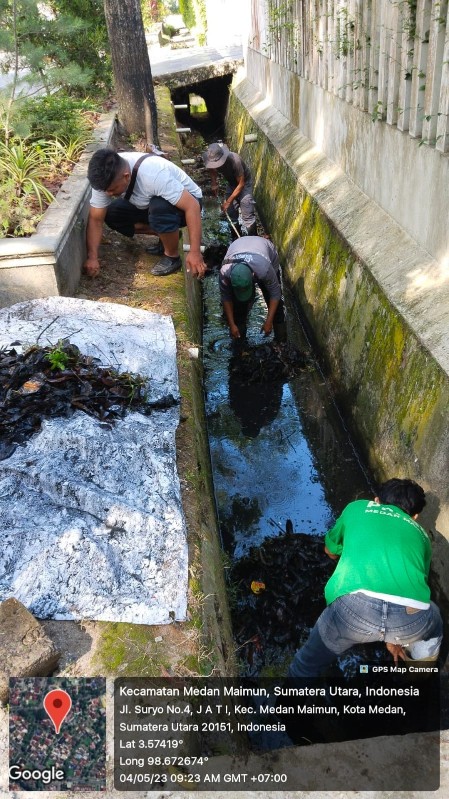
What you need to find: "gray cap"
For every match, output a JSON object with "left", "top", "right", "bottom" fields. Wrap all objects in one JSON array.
[{"left": 204, "top": 142, "right": 230, "bottom": 169}]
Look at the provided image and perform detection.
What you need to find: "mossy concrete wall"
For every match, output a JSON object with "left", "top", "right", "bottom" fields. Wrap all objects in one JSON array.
[{"left": 227, "top": 72, "right": 449, "bottom": 601}]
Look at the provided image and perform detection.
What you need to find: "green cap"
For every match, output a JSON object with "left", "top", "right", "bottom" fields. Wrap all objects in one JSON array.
[{"left": 230, "top": 262, "right": 253, "bottom": 301}]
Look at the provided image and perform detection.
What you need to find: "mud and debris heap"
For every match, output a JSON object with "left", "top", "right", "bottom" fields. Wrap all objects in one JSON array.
[{"left": 0, "top": 343, "right": 177, "bottom": 460}]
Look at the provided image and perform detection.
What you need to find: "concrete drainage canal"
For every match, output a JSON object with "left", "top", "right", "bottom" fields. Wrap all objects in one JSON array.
[{"left": 173, "top": 99, "right": 443, "bottom": 789}]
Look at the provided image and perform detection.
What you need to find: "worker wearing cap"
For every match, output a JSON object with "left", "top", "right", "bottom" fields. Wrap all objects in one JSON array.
[
  {"left": 204, "top": 142, "right": 257, "bottom": 236},
  {"left": 219, "top": 236, "right": 286, "bottom": 341}
]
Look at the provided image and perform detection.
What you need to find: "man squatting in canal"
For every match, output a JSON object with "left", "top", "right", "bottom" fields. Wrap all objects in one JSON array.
[
  {"left": 204, "top": 142, "right": 258, "bottom": 237},
  {"left": 219, "top": 236, "right": 287, "bottom": 343},
  {"left": 287, "top": 478, "right": 443, "bottom": 681},
  {"left": 84, "top": 148, "right": 206, "bottom": 278}
]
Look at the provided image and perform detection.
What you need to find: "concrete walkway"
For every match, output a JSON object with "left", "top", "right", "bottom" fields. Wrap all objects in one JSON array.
[{"left": 149, "top": 43, "right": 243, "bottom": 77}]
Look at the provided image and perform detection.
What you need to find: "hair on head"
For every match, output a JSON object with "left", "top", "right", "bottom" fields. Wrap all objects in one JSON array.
[
  {"left": 87, "top": 148, "right": 125, "bottom": 191},
  {"left": 377, "top": 478, "right": 426, "bottom": 516}
]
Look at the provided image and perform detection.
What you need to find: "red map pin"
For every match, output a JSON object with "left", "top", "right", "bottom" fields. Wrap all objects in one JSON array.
[{"left": 43, "top": 689, "right": 72, "bottom": 733}]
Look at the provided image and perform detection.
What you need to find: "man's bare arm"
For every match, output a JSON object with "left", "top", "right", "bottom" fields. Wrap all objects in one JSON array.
[
  {"left": 324, "top": 546, "right": 340, "bottom": 561},
  {"left": 223, "top": 300, "right": 240, "bottom": 338},
  {"left": 209, "top": 169, "right": 219, "bottom": 196},
  {"left": 84, "top": 206, "right": 107, "bottom": 277},
  {"left": 222, "top": 174, "right": 245, "bottom": 211},
  {"left": 176, "top": 190, "right": 206, "bottom": 277},
  {"left": 261, "top": 298, "right": 280, "bottom": 335}
]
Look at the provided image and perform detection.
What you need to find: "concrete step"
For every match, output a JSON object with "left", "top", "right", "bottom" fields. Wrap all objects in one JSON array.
[
  {"left": 171, "top": 33, "right": 195, "bottom": 43},
  {"left": 171, "top": 38, "right": 196, "bottom": 49}
]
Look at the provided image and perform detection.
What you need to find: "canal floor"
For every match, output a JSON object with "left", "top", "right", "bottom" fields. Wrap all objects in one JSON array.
[{"left": 200, "top": 201, "right": 374, "bottom": 680}]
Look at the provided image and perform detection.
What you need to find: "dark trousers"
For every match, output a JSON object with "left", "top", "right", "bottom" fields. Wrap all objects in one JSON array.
[
  {"left": 104, "top": 195, "right": 201, "bottom": 237},
  {"left": 233, "top": 275, "right": 285, "bottom": 337},
  {"left": 105, "top": 199, "right": 148, "bottom": 238}
]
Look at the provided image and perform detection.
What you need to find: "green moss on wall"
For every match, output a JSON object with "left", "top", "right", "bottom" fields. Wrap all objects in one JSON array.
[{"left": 226, "top": 91, "right": 449, "bottom": 500}]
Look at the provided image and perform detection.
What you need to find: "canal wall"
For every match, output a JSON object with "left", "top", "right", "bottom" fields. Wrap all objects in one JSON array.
[
  {"left": 247, "top": 2, "right": 449, "bottom": 265},
  {"left": 227, "top": 70, "right": 449, "bottom": 603}
]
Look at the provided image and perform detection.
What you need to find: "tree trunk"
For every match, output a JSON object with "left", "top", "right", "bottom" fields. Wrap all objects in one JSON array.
[{"left": 103, "top": 0, "right": 159, "bottom": 145}]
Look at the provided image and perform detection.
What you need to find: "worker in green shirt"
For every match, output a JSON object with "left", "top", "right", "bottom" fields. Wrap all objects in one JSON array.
[{"left": 287, "top": 478, "right": 443, "bottom": 679}]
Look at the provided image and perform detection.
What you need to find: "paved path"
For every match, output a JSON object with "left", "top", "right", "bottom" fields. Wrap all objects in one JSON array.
[{"left": 148, "top": 43, "right": 243, "bottom": 78}]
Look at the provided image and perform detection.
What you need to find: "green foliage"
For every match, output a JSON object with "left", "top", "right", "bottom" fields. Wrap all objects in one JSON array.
[
  {"left": 0, "top": 1, "right": 95, "bottom": 92},
  {"left": 195, "top": 0, "right": 207, "bottom": 31},
  {"left": 0, "top": 0, "right": 111, "bottom": 143},
  {"left": 0, "top": 178, "right": 41, "bottom": 237},
  {"left": 0, "top": 2, "right": 111, "bottom": 239},
  {"left": 161, "top": 21, "right": 177, "bottom": 37},
  {"left": 44, "top": 341, "right": 71, "bottom": 371},
  {"left": 13, "top": 93, "right": 97, "bottom": 142},
  {"left": 162, "top": 0, "right": 178, "bottom": 12},
  {"left": 179, "top": 0, "right": 195, "bottom": 29},
  {"left": 46, "top": 133, "right": 93, "bottom": 171},
  {"left": 266, "top": 0, "right": 297, "bottom": 53},
  {"left": 47, "top": 0, "right": 112, "bottom": 93},
  {"left": 0, "top": 130, "right": 96, "bottom": 236},
  {"left": 0, "top": 138, "right": 54, "bottom": 208},
  {"left": 371, "top": 100, "right": 384, "bottom": 122},
  {"left": 141, "top": 0, "right": 164, "bottom": 28},
  {"left": 178, "top": 0, "right": 207, "bottom": 41}
]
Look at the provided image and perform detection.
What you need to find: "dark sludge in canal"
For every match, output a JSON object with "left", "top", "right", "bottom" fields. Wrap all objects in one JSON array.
[{"left": 172, "top": 86, "right": 441, "bottom": 748}]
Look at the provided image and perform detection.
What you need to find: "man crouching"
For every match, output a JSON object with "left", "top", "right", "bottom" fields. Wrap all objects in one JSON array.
[{"left": 84, "top": 147, "right": 206, "bottom": 278}]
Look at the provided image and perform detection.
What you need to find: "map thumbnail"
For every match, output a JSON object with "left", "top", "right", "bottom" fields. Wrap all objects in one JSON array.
[{"left": 9, "top": 677, "right": 106, "bottom": 791}]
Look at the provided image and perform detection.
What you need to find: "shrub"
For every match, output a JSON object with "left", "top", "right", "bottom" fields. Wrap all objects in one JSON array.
[
  {"left": 13, "top": 94, "right": 97, "bottom": 143},
  {"left": 0, "top": 180, "right": 42, "bottom": 237},
  {"left": 46, "top": 134, "right": 93, "bottom": 173},
  {"left": 0, "top": 139, "right": 54, "bottom": 209}
]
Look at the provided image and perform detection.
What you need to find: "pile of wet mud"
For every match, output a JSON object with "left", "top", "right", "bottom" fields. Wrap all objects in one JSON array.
[
  {"left": 0, "top": 343, "right": 177, "bottom": 458},
  {"left": 229, "top": 341, "right": 308, "bottom": 383},
  {"left": 229, "top": 528, "right": 334, "bottom": 677}
]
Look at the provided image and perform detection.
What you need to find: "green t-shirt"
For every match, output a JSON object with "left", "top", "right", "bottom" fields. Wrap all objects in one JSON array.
[{"left": 324, "top": 500, "right": 432, "bottom": 606}]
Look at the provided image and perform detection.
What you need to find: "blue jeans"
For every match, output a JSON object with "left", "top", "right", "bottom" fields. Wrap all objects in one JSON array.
[{"left": 288, "top": 593, "right": 443, "bottom": 680}]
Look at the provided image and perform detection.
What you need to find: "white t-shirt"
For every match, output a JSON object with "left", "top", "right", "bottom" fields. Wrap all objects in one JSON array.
[{"left": 90, "top": 153, "right": 202, "bottom": 209}]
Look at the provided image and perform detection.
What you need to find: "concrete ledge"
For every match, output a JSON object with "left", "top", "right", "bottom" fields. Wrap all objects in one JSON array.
[
  {"left": 0, "top": 112, "right": 116, "bottom": 309},
  {"left": 154, "top": 59, "right": 243, "bottom": 90},
  {"left": 228, "top": 72, "right": 449, "bottom": 593}
]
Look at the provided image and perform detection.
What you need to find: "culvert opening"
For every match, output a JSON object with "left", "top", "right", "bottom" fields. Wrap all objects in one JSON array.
[
  {"left": 171, "top": 74, "right": 232, "bottom": 138},
  {"left": 172, "top": 109, "right": 443, "bottom": 768}
]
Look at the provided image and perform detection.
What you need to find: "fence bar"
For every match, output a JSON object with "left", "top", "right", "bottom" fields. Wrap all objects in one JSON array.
[
  {"left": 422, "top": 0, "right": 448, "bottom": 144},
  {"left": 368, "top": 0, "right": 381, "bottom": 115},
  {"left": 436, "top": 2, "right": 449, "bottom": 151},
  {"left": 359, "top": 0, "right": 372, "bottom": 110},
  {"left": 386, "top": 0, "right": 403, "bottom": 125},
  {"left": 409, "top": 0, "right": 432, "bottom": 138},
  {"left": 397, "top": 1, "right": 415, "bottom": 132}
]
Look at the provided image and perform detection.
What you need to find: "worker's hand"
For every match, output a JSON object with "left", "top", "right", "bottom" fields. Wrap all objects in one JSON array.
[
  {"left": 83, "top": 256, "right": 100, "bottom": 278},
  {"left": 385, "top": 642, "right": 407, "bottom": 664},
  {"left": 229, "top": 323, "right": 240, "bottom": 339},
  {"left": 261, "top": 320, "right": 273, "bottom": 336},
  {"left": 221, "top": 199, "right": 231, "bottom": 213},
  {"left": 185, "top": 250, "right": 206, "bottom": 279}
]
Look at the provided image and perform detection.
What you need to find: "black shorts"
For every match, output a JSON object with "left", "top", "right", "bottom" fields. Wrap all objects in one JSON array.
[{"left": 104, "top": 195, "right": 201, "bottom": 237}]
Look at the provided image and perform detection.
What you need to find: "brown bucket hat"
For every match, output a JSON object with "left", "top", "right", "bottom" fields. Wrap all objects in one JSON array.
[{"left": 204, "top": 142, "right": 230, "bottom": 168}]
